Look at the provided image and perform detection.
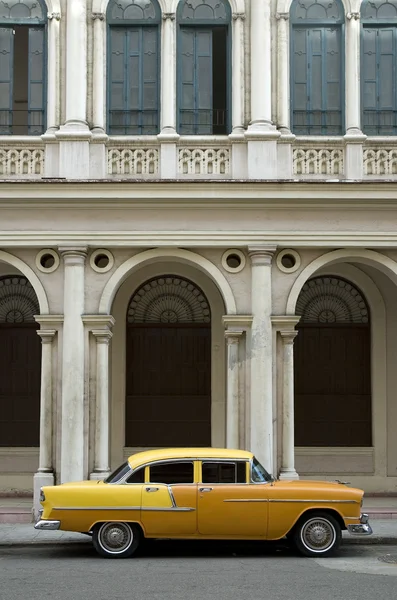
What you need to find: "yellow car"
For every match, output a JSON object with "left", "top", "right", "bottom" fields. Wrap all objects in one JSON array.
[{"left": 35, "top": 448, "right": 372, "bottom": 558}]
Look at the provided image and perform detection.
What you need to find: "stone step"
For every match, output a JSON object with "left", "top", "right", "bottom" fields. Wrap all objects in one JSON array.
[
  {"left": 0, "top": 507, "right": 33, "bottom": 524},
  {"left": 364, "top": 508, "right": 397, "bottom": 520}
]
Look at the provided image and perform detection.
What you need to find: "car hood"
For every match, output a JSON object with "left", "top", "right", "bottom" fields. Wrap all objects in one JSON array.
[
  {"left": 58, "top": 480, "right": 105, "bottom": 487},
  {"left": 272, "top": 479, "right": 363, "bottom": 499}
]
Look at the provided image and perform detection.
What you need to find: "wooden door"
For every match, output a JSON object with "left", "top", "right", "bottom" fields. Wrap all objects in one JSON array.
[
  {"left": 0, "top": 324, "right": 41, "bottom": 446},
  {"left": 126, "top": 324, "right": 211, "bottom": 447},
  {"left": 294, "top": 325, "right": 371, "bottom": 446}
]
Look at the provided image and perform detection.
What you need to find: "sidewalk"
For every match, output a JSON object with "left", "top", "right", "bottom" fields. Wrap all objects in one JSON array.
[{"left": 0, "top": 521, "right": 396, "bottom": 547}]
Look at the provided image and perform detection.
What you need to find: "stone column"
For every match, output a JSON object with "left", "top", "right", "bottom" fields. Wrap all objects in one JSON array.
[
  {"left": 56, "top": 0, "right": 91, "bottom": 178},
  {"left": 158, "top": 13, "right": 179, "bottom": 178},
  {"left": 279, "top": 330, "right": 299, "bottom": 480},
  {"left": 225, "top": 330, "right": 243, "bottom": 448},
  {"left": 90, "top": 325, "right": 114, "bottom": 479},
  {"left": 231, "top": 13, "right": 245, "bottom": 135},
  {"left": 59, "top": 247, "right": 87, "bottom": 483},
  {"left": 345, "top": 12, "right": 366, "bottom": 179},
  {"left": 46, "top": 12, "right": 61, "bottom": 133},
  {"left": 248, "top": 246, "right": 276, "bottom": 473},
  {"left": 276, "top": 13, "right": 290, "bottom": 134},
  {"left": 33, "top": 329, "right": 56, "bottom": 516},
  {"left": 91, "top": 13, "right": 106, "bottom": 134},
  {"left": 245, "top": 1, "right": 280, "bottom": 178}
]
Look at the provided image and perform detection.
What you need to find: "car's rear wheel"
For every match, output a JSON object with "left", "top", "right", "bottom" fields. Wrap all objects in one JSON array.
[
  {"left": 292, "top": 512, "right": 341, "bottom": 557},
  {"left": 93, "top": 522, "right": 140, "bottom": 558}
]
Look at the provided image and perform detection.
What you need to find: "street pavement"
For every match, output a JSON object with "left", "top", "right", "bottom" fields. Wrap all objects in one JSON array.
[
  {"left": 0, "top": 519, "right": 396, "bottom": 546},
  {"left": 0, "top": 541, "right": 396, "bottom": 600}
]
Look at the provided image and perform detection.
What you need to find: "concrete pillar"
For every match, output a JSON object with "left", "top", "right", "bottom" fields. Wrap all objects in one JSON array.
[
  {"left": 248, "top": 246, "right": 276, "bottom": 473},
  {"left": 90, "top": 323, "right": 114, "bottom": 479},
  {"left": 225, "top": 330, "right": 243, "bottom": 448},
  {"left": 231, "top": 13, "right": 245, "bottom": 135},
  {"left": 245, "top": 1, "right": 280, "bottom": 178},
  {"left": 344, "top": 12, "right": 366, "bottom": 179},
  {"left": 59, "top": 247, "right": 87, "bottom": 483},
  {"left": 33, "top": 329, "right": 56, "bottom": 515},
  {"left": 279, "top": 330, "right": 299, "bottom": 480}
]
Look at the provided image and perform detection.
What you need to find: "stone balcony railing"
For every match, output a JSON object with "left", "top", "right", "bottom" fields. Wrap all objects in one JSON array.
[{"left": 1, "top": 135, "right": 397, "bottom": 181}]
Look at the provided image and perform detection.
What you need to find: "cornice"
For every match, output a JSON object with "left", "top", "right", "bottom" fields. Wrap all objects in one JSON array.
[{"left": 2, "top": 231, "right": 397, "bottom": 248}]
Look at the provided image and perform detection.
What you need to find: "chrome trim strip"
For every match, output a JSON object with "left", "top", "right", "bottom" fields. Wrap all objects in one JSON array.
[
  {"left": 223, "top": 499, "right": 268, "bottom": 503},
  {"left": 34, "top": 519, "right": 61, "bottom": 530},
  {"left": 53, "top": 506, "right": 195, "bottom": 512},
  {"left": 268, "top": 499, "right": 358, "bottom": 504}
]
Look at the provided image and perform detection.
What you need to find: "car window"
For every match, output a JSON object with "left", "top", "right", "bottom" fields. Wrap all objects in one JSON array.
[
  {"left": 201, "top": 462, "right": 247, "bottom": 484},
  {"left": 149, "top": 462, "right": 194, "bottom": 484},
  {"left": 251, "top": 457, "right": 273, "bottom": 483},
  {"left": 104, "top": 461, "right": 131, "bottom": 484},
  {"left": 126, "top": 467, "right": 145, "bottom": 484}
]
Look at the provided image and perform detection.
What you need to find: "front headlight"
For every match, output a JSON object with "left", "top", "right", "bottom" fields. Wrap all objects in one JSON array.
[{"left": 39, "top": 488, "right": 46, "bottom": 503}]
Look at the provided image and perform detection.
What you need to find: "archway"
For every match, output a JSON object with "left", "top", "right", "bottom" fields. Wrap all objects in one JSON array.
[
  {"left": 125, "top": 275, "right": 212, "bottom": 447},
  {"left": 294, "top": 276, "right": 371, "bottom": 447},
  {"left": 0, "top": 275, "right": 41, "bottom": 446}
]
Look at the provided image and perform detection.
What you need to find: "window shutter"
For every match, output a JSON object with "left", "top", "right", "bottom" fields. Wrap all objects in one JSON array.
[
  {"left": 141, "top": 27, "right": 158, "bottom": 134},
  {"left": 292, "top": 27, "right": 308, "bottom": 134},
  {"left": 362, "top": 27, "right": 377, "bottom": 134},
  {"left": 324, "top": 27, "right": 342, "bottom": 135},
  {"left": 0, "top": 27, "right": 13, "bottom": 134},
  {"left": 109, "top": 28, "right": 126, "bottom": 134},
  {"left": 179, "top": 28, "right": 212, "bottom": 135},
  {"left": 28, "top": 27, "right": 45, "bottom": 135}
]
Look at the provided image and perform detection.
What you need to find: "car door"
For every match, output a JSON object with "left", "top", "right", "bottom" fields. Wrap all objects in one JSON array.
[
  {"left": 139, "top": 460, "right": 197, "bottom": 536},
  {"left": 197, "top": 461, "right": 269, "bottom": 537}
]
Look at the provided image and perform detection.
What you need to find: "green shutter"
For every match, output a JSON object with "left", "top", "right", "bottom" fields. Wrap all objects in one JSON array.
[{"left": 0, "top": 27, "right": 13, "bottom": 134}]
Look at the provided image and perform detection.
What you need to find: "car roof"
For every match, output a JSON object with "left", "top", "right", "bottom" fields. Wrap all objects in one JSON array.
[{"left": 128, "top": 448, "right": 253, "bottom": 469}]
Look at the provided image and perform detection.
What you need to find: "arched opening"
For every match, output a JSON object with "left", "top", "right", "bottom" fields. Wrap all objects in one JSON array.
[
  {"left": 125, "top": 275, "right": 212, "bottom": 447},
  {"left": 177, "top": 0, "right": 232, "bottom": 135},
  {"left": 0, "top": 0, "right": 47, "bottom": 135},
  {"left": 106, "top": 0, "right": 161, "bottom": 134},
  {"left": 0, "top": 275, "right": 41, "bottom": 446},
  {"left": 294, "top": 276, "right": 371, "bottom": 447},
  {"left": 290, "top": 0, "right": 344, "bottom": 135},
  {"left": 361, "top": 0, "right": 397, "bottom": 135}
]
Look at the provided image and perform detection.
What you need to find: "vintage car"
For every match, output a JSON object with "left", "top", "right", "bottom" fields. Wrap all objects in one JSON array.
[{"left": 35, "top": 448, "right": 372, "bottom": 558}]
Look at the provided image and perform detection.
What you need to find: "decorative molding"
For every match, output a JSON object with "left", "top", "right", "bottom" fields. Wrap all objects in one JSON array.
[
  {"left": 271, "top": 316, "right": 301, "bottom": 331},
  {"left": 82, "top": 315, "right": 116, "bottom": 330},
  {"left": 222, "top": 315, "right": 253, "bottom": 329},
  {"left": 276, "top": 12, "right": 289, "bottom": 20},
  {"left": 296, "top": 276, "right": 369, "bottom": 324},
  {"left": 232, "top": 12, "right": 246, "bottom": 20},
  {"left": 346, "top": 12, "right": 360, "bottom": 20},
  {"left": 34, "top": 315, "right": 64, "bottom": 328},
  {"left": 91, "top": 12, "right": 105, "bottom": 20},
  {"left": 0, "top": 148, "right": 44, "bottom": 177},
  {"left": 47, "top": 12, "right": 61, "bottom": 20},
  {"left": 162, "top": 12, "right": 176, "bottom": 20},
  {"left": 293, "top": 147, "right": 344, "bottom": 176},
  {"left": 127, "top": 276, "right": 211, "bottom": 324},
  {"left": 108, "top": 148, "right": 159, "bottom": 176},
  {"left": 178, "top": 148, "right": 230, "bottom": 176},
  {"left": 0, "top": 276, "right": 39, "bottom": 323},
  {"left": 224, "top": 330, "right": 243, "bottom": 343},
  {"left": 37, "top": 330, "right": 56, "bottom": 343},
  {"left": 364, "top": 148, "right": 397, "bottom": 176}
]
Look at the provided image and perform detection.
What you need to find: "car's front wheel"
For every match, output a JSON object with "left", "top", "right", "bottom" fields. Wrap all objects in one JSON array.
[
  {"left": 93, "top": 522, "right": 140, "bottom": 558},
  {"left": 292, "top": 512, "right": 341, "bottom": 557}
]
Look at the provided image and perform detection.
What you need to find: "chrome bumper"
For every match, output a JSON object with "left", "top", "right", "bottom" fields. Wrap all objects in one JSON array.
[
  {"left": 347, "top": 513, "right": 373, "bottom": 536},
  {"left": 34, "top": 519, "right": 61, "bottom": 531}
]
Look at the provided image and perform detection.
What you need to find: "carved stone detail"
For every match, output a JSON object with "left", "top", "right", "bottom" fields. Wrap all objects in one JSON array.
[
  {"left": 293, "top": 147, "right": 344, "bottom": 176},
  {"left": 178, "top": 147, "right": 230, "bottom": 175},
  {"left": 0, "top": 147, "right": 44, "bottom": 176},
  {"left": 0, "top": 276, "right": 39, "bottom": 323},
  {"left": 108, "top": 148, "right": 159, "bottom": 176}
]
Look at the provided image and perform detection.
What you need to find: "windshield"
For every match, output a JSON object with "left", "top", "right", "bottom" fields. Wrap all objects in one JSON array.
[
  {"left": 104, "top": 461, "right": 131, "bottom": 484},
  {"left": 251, "top": 457, "right": 273, "bottom": 483}
]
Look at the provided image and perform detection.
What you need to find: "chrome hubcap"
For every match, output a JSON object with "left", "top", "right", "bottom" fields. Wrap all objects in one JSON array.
[
  {"left": 98, "top": 523, "right": 133, "bottom": 554},
  {"left": 301, "top": 518, "right": 336, "bottom": 553}
]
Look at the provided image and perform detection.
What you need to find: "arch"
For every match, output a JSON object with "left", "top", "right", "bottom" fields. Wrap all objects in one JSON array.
[
  {"left": 0, "top": 276, "right": 39, "bottom": 322},
  {"left": 0, "top": 250, "right": 49, "bottom": 314},
  {"left": 286, "top": 248, "right": 397, "bottom": 315},
  {"left": 177, "top": 0, "right": 231, "bottom": 22},
  {"left": 276, "top": 0, "right": 350, "bottom": 16},
  {"left": 361, "top": 0, "right": 397, "bottom": 20},
  {"left": 94, "top": 0, "right": 167, "bottom": 14},
  {"left": 99, "top": 248, "right": 237, "bottom": 315},
  {"left": 0, "top": 0, "right": 47, "bottom": 23},
  {"left": 290, "top": 0, "right": 344, "bottom": 23},
  {"left": 107, "top": 0, "right": 161, "bottom": 23}
]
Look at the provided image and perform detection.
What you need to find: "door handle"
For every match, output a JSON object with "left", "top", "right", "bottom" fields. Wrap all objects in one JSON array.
[
  {"left": 145, "top": 487, "right": 159, "bottom": 492},
  {"left": 199, "top": 487, "right": 213, "bottom": 493}
]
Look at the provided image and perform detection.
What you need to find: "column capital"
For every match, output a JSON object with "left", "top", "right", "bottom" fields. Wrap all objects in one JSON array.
[
  {"left": 91, "top": 329, "right": 113, "bottom": 343},
  {"left": 37, "top": 329, "right": 56, "bottom": 343},
  {"left": 83, "top": 315, "right": 115, "bottom": 330},
  {"left": 162, "top": 12, "right": 175, "bottom": 20},
  {"left": 346, "top": 12, "right": 360, "bottom": 20},
  {"left": 222, "top": 315, "right": 253, "bottom": 329},
  {"left": 91, "top": 12, "right": 105, "bottom": 20},
  {"left": 248, "top": 245, "right": 277, "bottom": 265},
  {"left": 271, "top": 315, "right": 301, "bottom": 331},
  {"left": 59, "top": 246, "right": 88, "bottom": 265},
  {"left": 280, "top": 330, "right": 298, "bottom": 344},
  {"left": 225, "top": 330, "right": 244, "bottom": 344},
  {"left": 35, "top": 314, "right": 64, "bottom": 329},
  {"left": 232, "top": 12, "right": 246, "bottom": 21},
  {"left": 276, "top": 12, "right": 289, "bottom": 21},
  {"left": 47, "top": 12, "right": 61, "bottom": 21}
]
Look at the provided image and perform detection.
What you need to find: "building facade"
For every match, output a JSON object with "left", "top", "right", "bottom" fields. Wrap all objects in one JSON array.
[{"left": 1, "top": 0, "right": 397, "bottom": 513}]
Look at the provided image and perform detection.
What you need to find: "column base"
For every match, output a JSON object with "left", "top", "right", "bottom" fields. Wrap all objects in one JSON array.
[
  {"left": 33, "top": 471, "right": 55, "bottom": 519},
  {"left": 90, "top": 470, "right": 110, "bottom": 481},
  {"left": 279, "top": 469, "right": 299, "bottom": 481}
]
